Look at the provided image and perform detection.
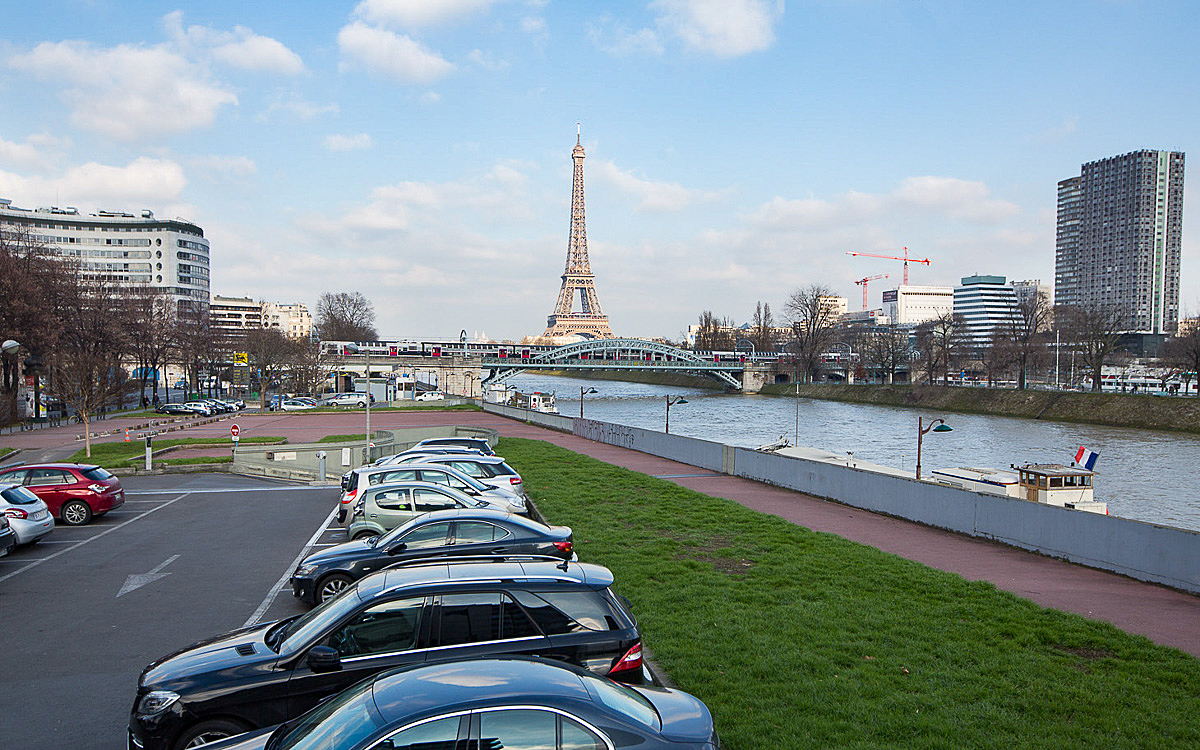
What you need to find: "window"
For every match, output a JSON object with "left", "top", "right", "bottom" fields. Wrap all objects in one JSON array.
[
  {"left": 325, "top": 596, "right": 424, "bottom": 658},
  {"left": 413, "top": 488, "right": 460, "bottom": 513},
  {"left": 375, "top": 716, "right": 462, "bottom": 750},
  {"left": 512, "top": 590, "right": 623, "bottom": 633},
  {"left": 370, "top": 469, "right": 417, "bottom": 487},
  {"left": 478, "top": 709, "right": 556, "bottom": 750},
  {"left": 447, "top": 461, "right": 483, "bottom": 478},
  {"left": 399, "top": 522, "right": 452, "bottom": 550},
  {"left": 454, "top": 522, "right": 509, "bottom": 545},
  {"left": 437, "top": 592, "right": 502, "bottom": 645},
  {"left": 27, "top": 469, "right": 71, "bottom": 486},
  {"left": 373, "top": 489, "right": 412, "bottom": 511},
  {"left": 0, "top": 469, "right": 29, "bottom": 485}
]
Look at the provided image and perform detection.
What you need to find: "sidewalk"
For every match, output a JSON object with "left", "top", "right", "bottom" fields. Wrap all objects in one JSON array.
[{"left": 5, "top": 408, "right": 1199, "bottom": 657}]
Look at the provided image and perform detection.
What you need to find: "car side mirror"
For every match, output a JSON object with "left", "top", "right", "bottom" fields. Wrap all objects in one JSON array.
[
  {"left": 306, "top": 646, "right": 342, "bottom": 673},
  {"left": 386, "top": 542, "right": 407, "bottom": 556}
]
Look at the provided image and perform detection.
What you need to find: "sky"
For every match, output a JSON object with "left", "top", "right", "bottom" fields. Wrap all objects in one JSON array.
[{"left": 2, "top": 0, "right": 1198, "bottom": 342}]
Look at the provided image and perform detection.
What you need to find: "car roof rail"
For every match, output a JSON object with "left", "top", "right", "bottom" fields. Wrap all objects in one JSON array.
[{"left": 383, "top": 553, "right": 572, "bottom": 572}]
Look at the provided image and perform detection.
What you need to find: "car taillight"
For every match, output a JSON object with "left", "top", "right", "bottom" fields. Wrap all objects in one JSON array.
[
  {"left": 3, "top": 507, "right": 27, "bottom": 520},
  {"left": 341, "top": 489, "right": 357, "bottom": 505},
  {"left": 608, "top": 642, "right": 642, "bottom": 676},
  {"left": 553, "top": 540, "right": 573, "bottom": 554},
  {"left": 509, "top": 477, "right": 522, "bottom": 486},
  {"left": 88, "top": 483, "right": 107, "bottom": 494}
]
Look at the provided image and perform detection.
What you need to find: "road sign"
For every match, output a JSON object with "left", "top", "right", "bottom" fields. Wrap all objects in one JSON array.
[
  {"left": 233, "top": 352, "right": 248, "bottom": 364},
  {"left": 231, "top": 424, "right": 240, "bottom": 440}
]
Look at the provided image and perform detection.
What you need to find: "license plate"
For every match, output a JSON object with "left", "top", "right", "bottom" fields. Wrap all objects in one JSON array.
[{"left": 32, "top": 510, "right": 49, "bottom": 521}]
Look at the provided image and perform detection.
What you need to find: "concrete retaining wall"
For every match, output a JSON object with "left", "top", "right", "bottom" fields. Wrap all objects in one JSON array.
[{"left": 485, "top": 407, "right": 1200, "bottom": 593}]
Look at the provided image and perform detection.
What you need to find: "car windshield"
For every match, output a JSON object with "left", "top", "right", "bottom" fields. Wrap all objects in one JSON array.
[
  {"left": 269, "top": 592, "right": 362, "bottom": 654},
  {"left": 81, "top": 467, "right": 113, "bottom": 481},
  {"left": 422, "top": 468, "right": 490, "bottom": 492},
  {"left": 268, "top": 677, "right": 382, "bottom": 750},
  {"left": 1, "top": 486, "right": 40, "bottom": 505},
  {"left": 577, "top": 671, "right": 661, "bottom": 730}
]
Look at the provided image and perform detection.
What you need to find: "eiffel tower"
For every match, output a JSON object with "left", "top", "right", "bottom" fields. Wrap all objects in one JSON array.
[{"left": 543, "top": 126, "right": 614, "bottom": 339}]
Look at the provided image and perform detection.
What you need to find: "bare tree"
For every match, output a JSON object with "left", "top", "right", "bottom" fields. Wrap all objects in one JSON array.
[
  {"left": 977, "top": 334, "right": 1018, "bottom": 387},
  {"left": 286, "top": 337, "right": 330, "bottom": 396},
  {"left": 1163, "top": 326, "right": 1200, "bottom": 396},
  {"left": 316, "top": 292, "right": 378, "bottom": 341},
  {"left": 244, "top": 327, "right": 294, "bottom": 408},
  {"left": 174, "top": 307, "right": 216, "bottom": 398},
  {"left": 1005, "top": 290, "right": 1053, "bottom": 389},
  {"left": 692, "top": 311, "right": 734, "bottom": 350},
  {"left": 914, "top": 312, "right": 961, "bottom": 385},
  {"left": 51, "top": 277, "right": 133, "bottom": 456},
  {"left": 1058, "top": 303, "right": 1127, "bottom": 391},
  {"left": 859, "top": 324, "right": 909, "bottom": 384},
  {"left": 751, "top": 301, "right": 776, "bottom": 352},
  {"left": 124, "top": 287, "right": 176, "bottom": 406},
  {"left": 784, "top": 285, "right": 841, "bottom": 383}
]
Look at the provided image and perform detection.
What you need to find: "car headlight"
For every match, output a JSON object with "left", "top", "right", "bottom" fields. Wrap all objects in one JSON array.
[
  {"left": 294, "top": 564, "right": 318, "bottom": 577},
  {"left": 138, "top": 690, "right": 181, "bottom": 715},
  {"left": 510, "top": 497, "right": 526, "bottom": 510}
]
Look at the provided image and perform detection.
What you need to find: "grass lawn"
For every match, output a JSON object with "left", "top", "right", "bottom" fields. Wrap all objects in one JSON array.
[
  {"left": 317, "top": 434, "right": 367, "bottom": 443},
  {"left": 0, "top": 447, "right": 14, "bottom": 460},
  {"left": 70, "top": 436, "right": 285, "bottom": 466},
  {"left": 497, "top": 437, "right": 1200, "bottom": 749}
]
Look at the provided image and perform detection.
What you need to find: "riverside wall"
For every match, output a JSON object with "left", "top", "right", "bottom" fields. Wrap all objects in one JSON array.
[{"left": 482, "top": 402, "right": 1200, "bottom": 594}]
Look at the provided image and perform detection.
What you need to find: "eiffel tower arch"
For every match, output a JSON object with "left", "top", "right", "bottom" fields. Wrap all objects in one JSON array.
[{"left": 543, "top": 127, "right": 615, "bottom": 340}]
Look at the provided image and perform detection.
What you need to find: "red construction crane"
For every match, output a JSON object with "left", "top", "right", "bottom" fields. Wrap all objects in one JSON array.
[
  {"left": 854, "top": 273, "right": 889, "bottom": 310},
  {"left": 846, "top": 247, "right": 931, "bottom": 284}
]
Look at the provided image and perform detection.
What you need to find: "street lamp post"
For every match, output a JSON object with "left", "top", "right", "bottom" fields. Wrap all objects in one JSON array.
[
  {"left": 665, "top": 395, "right": 688, "bottom": 434},
  {"left": 579, "top": 387, "right": 597, "bottom": 418},
  {"left": 915, "top": 416, "right": 952, "bottom": 480}
]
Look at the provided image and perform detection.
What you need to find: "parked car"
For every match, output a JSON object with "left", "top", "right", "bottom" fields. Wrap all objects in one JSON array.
[
  {"left": 389, "top": 453, "right": 525, "bottom": 496},
  {"left": 0, "top": 483, "right": 55, "bottom": 545},
  {"left": 328, "top": 393, "right": 374, "bottom": 407},
  {"left": 129, "top": 557, "right": 645, "bottom": 750},
  {"left": 279, "top": 399, "right": 316, "bottom": 412},
  {"left": 182, "top": 401, "right": 212, "bottom": 416},
  {"left": 202, "top": 657, "right": 717, "bottom": 750},
  {"left": 0, "top": 514, "right": 16, "bottom": 557},
  {"left": 155, "top": 403, "right": 192, "bottom": 416},
  {"left": 344, "top": 481, "right": 507, "bottom": 540},
  {"left": 338, "top": 463, "right": 525, "bottom": 522},
  {"left": 0, "top": 463, "right": 125, "bottom": 525},
  {"left": 173, "top": 380, "right": 187, "bottom": 389},
  {"left": 292, "top": 508, "right": 572, "bottom": 605},
  {"left": 414, "top": 390, "right": 444, "bottom": 401},
  {"left": 268, "top": 395, "right": 283, "bottom": 411},
  {"left": 410, "top": 436, "right": 495, "bottom": 455}
]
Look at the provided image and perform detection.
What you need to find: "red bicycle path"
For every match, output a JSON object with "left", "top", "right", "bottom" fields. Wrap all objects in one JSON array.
[{"left": 7, "top": 408, "right": 1200, "bottom": 657}]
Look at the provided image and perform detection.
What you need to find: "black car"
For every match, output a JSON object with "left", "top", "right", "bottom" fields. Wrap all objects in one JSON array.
[
  {"left": 208, "top": 657, "right": 719, "bottom": 750},
  {"left": 291, "top": 508, "right": 574, "bottom": 605},
  {"left": 155, "top": 403, "right": 192, "bottom": 416},
  {"left": 130, "top": 557, "right": 644, "bottom": 750}
]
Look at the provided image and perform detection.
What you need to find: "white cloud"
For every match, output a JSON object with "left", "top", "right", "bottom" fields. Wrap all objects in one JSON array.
[
  {"left": 353, "top": 0, "right": 498, "bottom": 28},
  {"left": 261, "top": 94, "right": 340, "bottom": 120},
  {"left": 591, "top": 24, "right": 664, "bottom": 57},
  {"left": 592, "top": 160, "right": 720, "bottom": 212},
  {"left": 163, "top": 11, "right": 305, "bottom": 74},
  {"left": 0, "top": 157, "right": 187, "bottom": 208},
  {"left": 9, "top": 40, "right": 237, "bottom": 141},
  {"left": 467, "top": 49, "right": 508, "bottom": 71},
  {"left": 651, "top": 0, "right": 783, "bottom": 57},
  {"left": 0, "top": 133, "right": 69, "bottom": 170},
  {"left": 188, "top": 154, "right": 258, "bottom": 178},
  {"left": 325, "top": 133, "right": 374, "bottom": 152},
  {"left": 893, "top": 176, "right": 1021, "bottom": 224},
  {"left": 521, "top": 16, "right": 546, "bottom": 34},
  {"left": 337, "top": 22, "right": 456, "bottom": 83}
]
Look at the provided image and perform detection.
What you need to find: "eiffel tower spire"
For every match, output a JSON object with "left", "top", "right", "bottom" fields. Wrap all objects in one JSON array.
[{"left": 543, "top": 125, "right": 614, "bottom": 339}]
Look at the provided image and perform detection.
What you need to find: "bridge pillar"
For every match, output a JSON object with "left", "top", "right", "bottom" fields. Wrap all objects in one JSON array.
[{"left": 741, "top": 364, "right": 773, "bottom": 394}]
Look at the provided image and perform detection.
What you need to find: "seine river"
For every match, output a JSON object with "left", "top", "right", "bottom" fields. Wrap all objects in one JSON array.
[{"left": 507, "top": 373, "right": 1200, "bottom": 532}]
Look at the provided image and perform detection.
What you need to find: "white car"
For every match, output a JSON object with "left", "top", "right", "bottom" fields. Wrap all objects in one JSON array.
[
  {"left": 415, "top": 391, "right": 445, "bottom": 401},
  {"left": 279, "top": 399, "right": 316, "bottom": 411},
  {"left": 182, "top": 401, "right": 212, "bottom": 416},
  {"left": 328, "top": 393, "right": 374, "bottom": 407}
]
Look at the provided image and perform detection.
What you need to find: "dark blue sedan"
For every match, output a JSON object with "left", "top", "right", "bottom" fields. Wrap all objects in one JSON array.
[{"left": 204, "top": 656, "right": 719, "bottom": 749}]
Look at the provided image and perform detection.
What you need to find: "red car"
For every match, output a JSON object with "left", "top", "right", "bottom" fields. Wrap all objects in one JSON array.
[{"left": 0, "top": 463, "right": 125, "bottom": 525}]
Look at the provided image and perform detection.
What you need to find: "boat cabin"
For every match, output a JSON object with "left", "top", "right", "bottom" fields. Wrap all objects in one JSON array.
[
  {"left": 1017, "top": 464, "right": 1106, "bottom": 515},
  {"left": 931, "top": 467, "right": 1020, "bottom": 497}
]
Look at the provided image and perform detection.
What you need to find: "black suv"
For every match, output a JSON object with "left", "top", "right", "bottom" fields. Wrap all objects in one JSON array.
[{"left": 129, "top": 556, "right": 643, "bottom": 750}]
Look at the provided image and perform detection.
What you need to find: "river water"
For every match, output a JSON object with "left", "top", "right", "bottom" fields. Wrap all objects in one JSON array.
[{"left": 507, "top": 373, "right": 1200, "bottom": 532}]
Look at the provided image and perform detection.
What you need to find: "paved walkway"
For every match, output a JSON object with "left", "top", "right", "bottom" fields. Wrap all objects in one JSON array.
[{"left": 5, "top": 408, "right": 1200, "bottom": 657}]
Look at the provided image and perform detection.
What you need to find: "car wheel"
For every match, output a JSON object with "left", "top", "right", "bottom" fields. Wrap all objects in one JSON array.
[
  {"left": 356, "top": 401, "right": 365, "bottom": 407},
  {"left": 317, "top": 573, "right": 354, "bottom": 604},
  {"left": 352, "top": 530, "right": 376, "bottom": 541},
  {"left": 60, "top": 500, "right": 93, "bottom": 526},
  {"left": 174, "top": 718, "right": 250, "bottom": 750}
]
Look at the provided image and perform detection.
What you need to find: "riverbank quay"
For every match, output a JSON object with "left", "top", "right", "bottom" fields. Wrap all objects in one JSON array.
[{"left": 3, "top": 409, "right": 1200, "bottom": 657}]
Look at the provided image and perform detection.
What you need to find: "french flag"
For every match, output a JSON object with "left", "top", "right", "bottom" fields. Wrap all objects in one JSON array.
[{"left": 1074, "top": 446, "right": 1099, "bottom": 471}]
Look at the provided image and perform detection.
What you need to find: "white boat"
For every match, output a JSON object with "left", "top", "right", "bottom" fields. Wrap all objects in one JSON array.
[
  {"left": 512, "top": 391, "right": 558, "bottom": 414},
  {"left": 933, "top": 463, "right": 1106, "bottom": 515}
]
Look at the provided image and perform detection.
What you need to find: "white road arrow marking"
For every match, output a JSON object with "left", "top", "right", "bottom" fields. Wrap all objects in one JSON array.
[{"left": 117, "top": 554, "right": 181, "bottom": 598}]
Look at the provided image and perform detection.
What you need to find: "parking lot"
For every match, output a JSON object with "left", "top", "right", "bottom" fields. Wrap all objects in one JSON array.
[{"left": 0, "top": 472, "right": 343, "bottom": 750}]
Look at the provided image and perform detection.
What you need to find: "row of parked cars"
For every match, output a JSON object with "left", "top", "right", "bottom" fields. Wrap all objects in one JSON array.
[
  {"left": 127, "top": 437, "right": 720, "bottom": 750},
  {"left": 0, "top": 460, "right": 128, "bottom": 559},
  {"left": 157, "top": 398, "right": 245, "bottom": 417}
]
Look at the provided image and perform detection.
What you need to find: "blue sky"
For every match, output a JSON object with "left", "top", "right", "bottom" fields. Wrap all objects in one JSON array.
[{"left": 2, "top": 1, "right": 1198, "bottom": 341}]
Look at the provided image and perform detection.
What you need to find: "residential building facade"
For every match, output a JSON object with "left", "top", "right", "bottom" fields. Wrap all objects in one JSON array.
[
  {"left": 0, "top": 198, "right": 210, "bottom": 315},
  {"left": 263, "top": 302, "right": 314, "bottom": 339},
  {"left": 1054, "top": 149, "right": 1184, "bottom": 335},
  {"left": 881, "top": 285, "right": 953, "bottom": 326}
]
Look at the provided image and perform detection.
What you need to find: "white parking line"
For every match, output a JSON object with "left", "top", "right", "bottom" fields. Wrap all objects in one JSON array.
[
  {"left": 0, "top": 493, "right": 190, "bottom": 584},
  {"left": 129, "top": 486, "right": 335, "bottom": 496},
  {"left": 243, "top": 504, "right": 338, "bottom": 628}
]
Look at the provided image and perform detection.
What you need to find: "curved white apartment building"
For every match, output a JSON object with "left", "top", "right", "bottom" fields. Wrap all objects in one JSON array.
[{"left": 0, "top": 198, "right": 210, "bottom": 314}]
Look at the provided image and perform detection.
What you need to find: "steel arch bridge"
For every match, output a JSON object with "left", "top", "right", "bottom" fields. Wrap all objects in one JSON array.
[{"left": 481, "top": 338, "right": 745, "bottom": 390}]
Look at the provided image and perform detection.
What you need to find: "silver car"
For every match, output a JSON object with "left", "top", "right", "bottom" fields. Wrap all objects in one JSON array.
[
  {"left": 0, "top": 483, "right": 55, "bottom": 545},
  {"left": 344, "top": 481, "right": 505, "bottom": 540},
  {"left": 387, "top": 453, "right": 525, "bottom": 497},
  {"left": 339, "top": 463, "right": 525, "bottom": 521}
]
